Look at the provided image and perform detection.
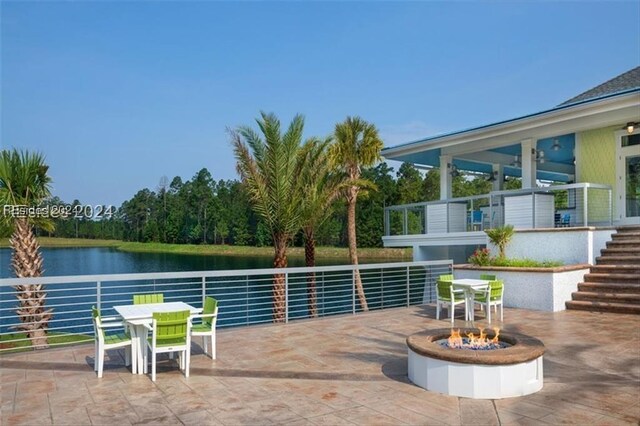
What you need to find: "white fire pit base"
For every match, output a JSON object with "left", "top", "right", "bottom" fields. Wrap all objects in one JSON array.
[
  {"left": 408, "top": 348, "right": 543, "bottom": 399},
  {"left": 406, "top": 329, "right": 545, "bottom": 399}
]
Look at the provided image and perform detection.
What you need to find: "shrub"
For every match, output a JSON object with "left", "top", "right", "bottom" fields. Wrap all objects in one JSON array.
[
  {"left": 485, "top": 225, "right": 515, "bottom": 258},
  {"left": 468, "top": 247, "right": 492, "bottom": 266}
]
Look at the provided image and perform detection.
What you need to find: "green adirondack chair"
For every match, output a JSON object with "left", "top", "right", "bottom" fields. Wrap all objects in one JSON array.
[
  {"left": 143, "top": 310, "right": 191, "bottom": 382},
  {"left": 91, "top": 306, "right": 133, "bottom": 378},
  {"left": 435, "top": 280, "right": 466, "bottom": 324},
  {"left": 474, "top": 280, "right": 504, "bottom": 323},
  {"left": 133, "top": 293, "right": 164, "bottom": 304},
  {"left": 191, "top": 297, "right": 218, "bottom": 359},
  {"left": 479, "top": 274, "right": 497, "bottom": 281}
]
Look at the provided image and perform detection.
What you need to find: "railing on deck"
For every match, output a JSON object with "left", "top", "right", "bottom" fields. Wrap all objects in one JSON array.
[
  {"left": 384, "top": 183, "right": 612, "bottom": 236},
  {"left": 0, "top": 260, "right": 452, "bottom": 352}
]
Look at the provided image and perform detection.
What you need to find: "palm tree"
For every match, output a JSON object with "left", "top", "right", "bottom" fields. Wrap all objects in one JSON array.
[
  {"left": 231, "top": 112, "right": 306, "bottom": 322},
  {"left": 0, "top": 149, "right": 54, "bottom": 348},
  {"left": 329, "top": 117, "right": 384, "bottom": 311},
  {"left": 299, "top": 137, "right": 340, "bottom": 317}
]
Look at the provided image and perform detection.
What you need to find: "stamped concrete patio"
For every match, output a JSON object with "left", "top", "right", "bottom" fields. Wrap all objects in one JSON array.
[{"left": 1, "top": 305, "right": 639, "bottom": 425}]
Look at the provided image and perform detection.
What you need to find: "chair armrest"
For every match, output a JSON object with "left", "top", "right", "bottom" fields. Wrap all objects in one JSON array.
[
  {"left": 190, "top": 313, "right": 217, "bottom": 319},
  {"left": 101, "top": 316, "right": 122, "bottom": 322},
  {"left": 101, "top": 321, "right": 125, "bottom": 328}
]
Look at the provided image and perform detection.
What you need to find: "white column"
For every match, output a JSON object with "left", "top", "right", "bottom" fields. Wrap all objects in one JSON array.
[
  {"left": 521, "top": 139, "right": 536, "bottom": 188},
  {"left": 492, "top": 163, "right": 504, "bottom": 191},
  {"left": 440, "top": 155, "right": 452, "bottom": 200}
]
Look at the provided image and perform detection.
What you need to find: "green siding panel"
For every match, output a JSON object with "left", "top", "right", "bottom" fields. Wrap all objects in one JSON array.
[{"left": 577, "top": 126, "right": 617, "bottom": 220}]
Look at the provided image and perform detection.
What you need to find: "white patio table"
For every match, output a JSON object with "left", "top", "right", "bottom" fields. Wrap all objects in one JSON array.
[
  {"left": 113, "top": 301, "right": 201, "bottom": 374},
  {"left": 451, "top": 279, "right": 489, "bottom": 322}
]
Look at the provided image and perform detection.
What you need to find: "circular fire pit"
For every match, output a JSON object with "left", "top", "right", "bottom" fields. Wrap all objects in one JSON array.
[{"left": 407, "top": 328, "right": 545, "bottom": 399}]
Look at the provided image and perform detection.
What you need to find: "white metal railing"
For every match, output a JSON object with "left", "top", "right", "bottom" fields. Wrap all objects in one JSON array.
[
  {"left": 385, "top": 182, "right": 612, "bottom": 236},
  {"left": 0, "top": 260, "right": 453, "bottom": 352}
]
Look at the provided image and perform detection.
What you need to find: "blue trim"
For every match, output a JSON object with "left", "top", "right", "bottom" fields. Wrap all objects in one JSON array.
[{"left": 382, "top": 87, "right": 640, "bottom": 153}]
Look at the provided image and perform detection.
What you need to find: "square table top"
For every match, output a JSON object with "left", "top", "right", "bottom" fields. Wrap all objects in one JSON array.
[
  {"left": 113, "top": 301, "right": 200, "bottom": 321},
  {"left": 451, "top": 278, "right": 490, "bottom": 288}
]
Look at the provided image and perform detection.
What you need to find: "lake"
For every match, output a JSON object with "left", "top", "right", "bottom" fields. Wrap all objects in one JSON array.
[
  {"left": 0, "top": 247, "right": 354, "bottom": 278},
  {"left": 0, "top": 247, "right": 423, "bottom": 334}
]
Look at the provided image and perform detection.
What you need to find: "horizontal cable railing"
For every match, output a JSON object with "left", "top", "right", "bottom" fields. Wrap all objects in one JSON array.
[
  {"left": 384, "top": 182, "right": 612, "bottom": 236},
  {"left": 0, "top": 260, "right": 452, "bottom": 352}
]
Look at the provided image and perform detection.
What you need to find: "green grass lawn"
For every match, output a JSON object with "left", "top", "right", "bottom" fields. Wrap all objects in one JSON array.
[
  {"left": 0, "top": 237, "right": 412, "bottom": 260},
  {"left": 0, "top": 331, "right": 93, "bottom": 353}
]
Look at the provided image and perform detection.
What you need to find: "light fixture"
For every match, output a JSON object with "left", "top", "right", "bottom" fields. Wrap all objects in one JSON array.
[
  {"left": 448, "top": 163, "right": 460, "bottom": 177},
  {"left": 512, "top": 155, "right": 521, "bottom": 168},
  {"left": 551, "top": 139, "right": 562, "bottom": 151},
  {"left": 626, "top": 122, "right": 638, "bottom": 134},
  {"left": 533, "top": 148, "right": 545, "bottom": 164},
  {"left": 486, "top": 171, "right": 498, "bottom": 182}
]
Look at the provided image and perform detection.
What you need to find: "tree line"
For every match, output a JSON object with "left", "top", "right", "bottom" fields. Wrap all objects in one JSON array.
[{"left": 36, "top": 164, "right": 521, "bottom": 248}]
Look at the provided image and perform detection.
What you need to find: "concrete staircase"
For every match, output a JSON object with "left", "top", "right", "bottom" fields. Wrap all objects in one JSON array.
[{"left": 566, "top": 226, "right": 640, "bottom": 314}]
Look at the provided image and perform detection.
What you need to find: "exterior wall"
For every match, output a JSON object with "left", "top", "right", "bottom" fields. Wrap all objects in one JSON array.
[
  {"left": 576, "top": 126, "right": 618, "bottom": 218},
  {"left": 454, "top": 267, "right": 589, "bottom": 312},
  {"left": 414, "top": 245, "right": 478, "bottom": 265},
  {"left": 486, "top": 228, "right": 614, "bottom": 265}
]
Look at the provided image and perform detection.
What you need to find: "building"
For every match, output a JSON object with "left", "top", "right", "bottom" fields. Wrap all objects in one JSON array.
[{"left": 382, "top": 67, "right": 640, "bottom": 265}]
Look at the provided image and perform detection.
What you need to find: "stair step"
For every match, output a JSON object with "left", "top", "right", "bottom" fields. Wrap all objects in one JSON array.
[
  {"left": 584, "top": 273, "right": 640, "bottom": 283},
  {"left": 601, "top": 248, "right": 640, "bottom": 256},
  {"left": 565, "top": 300, "right": 640, "bottom": 314},
  {"left": 578, "top": 282, "right": 640, "bottom": 292},
  {"left": 571, "top": 291, "right": 640, "bottom": 304},
  {"left": 612, "top": 232, "right": 640, "bottom": 240},
  {"left": 595, "top": 256, "right": 640, "bottom": 265},
  {"left": 590, "top": 265, "right": 640, "bottom": 275},
  {"left": 606, "top": 240, "right": 640, "bottom": 248},
  {"left": 616, "top": 226, "right": 640, "bottom": 233}
]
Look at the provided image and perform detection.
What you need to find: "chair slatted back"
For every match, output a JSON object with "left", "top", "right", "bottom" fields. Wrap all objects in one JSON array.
[
  {"left": 480, "top": 274, "right": 497, "bottom": 281},
  {"left": 202, "top": 297, "right": 218, "bottom": 328},
  {"left": 438, "top": 274, "right": 454, "bottom": 282},
  {"left": 436, "top": 280, "right": 453, "bottom": 300},
  {"left": 133, "top": 294, "right": 164, "bottom": 304},
  {"left": 153, "top": 310, "right": 190, "bottom": 342},
  {"left": 91, "top": 306, "right": 105, "bottom": 341},
  {"left": 490, "top": 280, "right": 504, "bottom": 300}
]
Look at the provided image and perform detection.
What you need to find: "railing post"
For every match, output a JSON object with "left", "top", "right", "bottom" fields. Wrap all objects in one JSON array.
[
  {"left": 285, "top": 272, "right": 289, "bottom": 323},
  {"left": 96, "top": 281, "right": 101, "bottom": 311},
  {"left": 380, "top": 269, "right": 384, "bottom": 308},
  {"left": 424, "top": 205, "right": 428, "bottom": 234},
  {"left": 446, "top": 202, "right": 450, "bottom": 233},
  {"left": 406, "top": 266, "right": 410, "bottom": 307},
  {"left": 352, "top": 269, "right": 356, "bottom": 315},
  {"left": 583, "top": 186, "right": 589, "bottom": 226},
  {"left": 532, "top": 189, "right": 537, "bottom": 228},
  {"left": 201, "top": 276, "right": 206, "bottom": 306},
  {"left": 403, "top": 208, "right": 408, "bottom": 235},
  {"left": 321, "top": 271, "right": 325, "bottom": 316},
  {"left": 609, "top": 188, "right": 613, "bottom": 226},
  {"left": 384, "top": 209, "right": 389, "bottom": 236}
]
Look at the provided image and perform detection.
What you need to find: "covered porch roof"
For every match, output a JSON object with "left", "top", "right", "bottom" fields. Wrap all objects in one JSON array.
[{"left": 382, "top": 88, "right": 640, "bottom": 183}]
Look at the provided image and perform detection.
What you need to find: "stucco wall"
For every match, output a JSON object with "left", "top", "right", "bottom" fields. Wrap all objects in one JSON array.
[
  {"left": 485, "top": 228, "right": 615, "bottom": 265},
  {"left": 454, "top": 267, "right": 589, "bottom": 312}
]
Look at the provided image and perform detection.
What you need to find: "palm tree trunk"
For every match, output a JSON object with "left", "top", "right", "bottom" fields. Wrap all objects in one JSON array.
[
  {"left": 304, "top": 228, "right": 318, "bottom": 318},
  {"left": 347, "top": 187, "right": 368, "bottom": 311},
  {"left": 10, "top": 218, "right": 52, "bottom": 348},
  {"left": 272, "top": 236, "right": 288, "bottom": 323}
]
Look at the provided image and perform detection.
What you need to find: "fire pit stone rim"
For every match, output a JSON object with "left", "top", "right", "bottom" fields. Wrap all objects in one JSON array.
[{"left": 406, "top": 328, "right": 545, "bottom": 366}]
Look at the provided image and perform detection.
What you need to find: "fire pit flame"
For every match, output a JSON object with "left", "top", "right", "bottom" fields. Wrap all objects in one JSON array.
[{"left": 446, "top": 327, "right": 504, "bottom": 350}]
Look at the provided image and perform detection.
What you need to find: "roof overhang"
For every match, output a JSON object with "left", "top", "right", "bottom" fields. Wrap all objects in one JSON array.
[{"left": 382, "top": 89, "right": 640, "bottom": 161}]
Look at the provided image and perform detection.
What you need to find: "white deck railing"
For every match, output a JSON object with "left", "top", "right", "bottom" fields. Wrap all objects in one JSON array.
[
  {"left": 0, "top": 260, "right": 452, "bottom": 352},
  {"left": 385, "top": 182, "right": 612, "bottom": 236}
]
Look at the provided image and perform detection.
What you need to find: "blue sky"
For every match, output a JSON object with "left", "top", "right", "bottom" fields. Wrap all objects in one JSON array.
[{"left": 2, "top": 1, "right": 639, "bottom": 206}]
